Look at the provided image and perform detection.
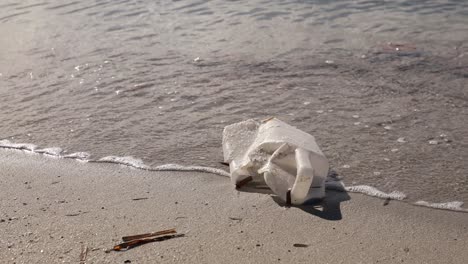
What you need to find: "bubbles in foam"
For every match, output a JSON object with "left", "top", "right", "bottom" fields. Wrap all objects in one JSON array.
[
  {"left": 64, "top": 152, "right": 91, "bottom": 160},
  {"left": 414, "top": 201, "right": 468, "bottom": 212},
  {"left": 345, "top": 185, "right": 407, "bottom": 200},
  {"left": 97, "top": 156, "right": 150, "bottom": 170},
  {"left": 35, "top": 147, "right": 63, "bottom": 156},
  {"left": 0, "top": 139, "right": 37, "bottom": 151},
  {"left": 3, "top": 140, "right": 467, "bottom": 213},
  {"left": 152, "top": 164, "right": 230, "bottom": 177}
]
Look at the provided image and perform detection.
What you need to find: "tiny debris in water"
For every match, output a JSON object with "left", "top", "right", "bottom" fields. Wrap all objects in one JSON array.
[
  {"left": 428, "top": 140, "right": 438, "bottom": 145},
  {"left": 397, "top": 137, "right": 406, "bottom": 143}
]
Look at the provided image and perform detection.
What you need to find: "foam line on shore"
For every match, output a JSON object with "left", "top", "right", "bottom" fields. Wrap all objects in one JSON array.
[
  {"left": 93, "top": 156, "right": 151, "bottom": 170},
  {"left": 2, "top": 139, "right": 467, "bottom": 212},
  {"left": 345, "top": 185, "right": 407, "bottom": 200},
  {"left": 414, "top": 201, "right": 468, "bottom": 212},
  {"left": 34, "top": 147, "right": 63, "bottom": 156},
  {"left": 151, "top": 164, "right": 231, "bottom": 177},
  {"left": 63, "top": 152, "right": 91, "bottom": 160},
  {"left": 0, "top": 139, "right": 37, "bottom": 151}
]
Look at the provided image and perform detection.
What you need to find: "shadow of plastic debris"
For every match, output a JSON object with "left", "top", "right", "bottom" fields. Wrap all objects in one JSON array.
[
  {"left": 272, "top": 190, "right": 351, "bottom": 221},
  {"left": 236, "top": 179, "right": 275, "bottom": 195},
  {"left": 234, "top": 172, "right": 350, "bottom": 220}
]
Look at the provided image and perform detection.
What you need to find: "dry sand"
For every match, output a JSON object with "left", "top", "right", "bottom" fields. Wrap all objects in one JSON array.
[{"left": 1, "top": 149, "right": 467, "bottom": 264}]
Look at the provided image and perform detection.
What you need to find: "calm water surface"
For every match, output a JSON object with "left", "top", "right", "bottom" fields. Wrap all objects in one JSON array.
[{"left": 1, "top": 0, "right": 467, "bottom": 206}]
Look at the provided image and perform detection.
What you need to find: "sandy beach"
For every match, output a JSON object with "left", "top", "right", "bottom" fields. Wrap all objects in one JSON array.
[{"left": 1, "top": 149, "right": 467, "bottom": 264}]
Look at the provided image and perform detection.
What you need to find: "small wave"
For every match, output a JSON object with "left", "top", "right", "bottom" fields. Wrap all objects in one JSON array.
[
  {"left": 0, "top": 139, "right": 37, "bottom": 151},
  {"left": 35, "top": 147, "right": 63, "bottom": 156},
  {"left": 414, "top": 201, "right": 468, "bottom": 212},
  {"left": 3, "top": 140, "right": 467, "bottom": 213},
  {"left": 63, "top": 152, "right": 91, "bottom": 160},
  {"left": 95, "top": 156, "right": 151, "bottom": 170},
  {"left": 152, "top": 164, "right": 230, "bottom": 177},
  {"left": 345, "top": 185, "right": 407, "bottom": 200}
]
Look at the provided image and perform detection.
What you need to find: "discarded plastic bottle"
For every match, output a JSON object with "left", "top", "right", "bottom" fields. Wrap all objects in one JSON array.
[{"left": 222, "top": 118, "right": 329, "bottom": 205}]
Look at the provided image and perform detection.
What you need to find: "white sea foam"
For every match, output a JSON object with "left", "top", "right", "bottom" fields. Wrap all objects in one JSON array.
[
  {"left": 0, "top": 139, "right": 37, "bottom": 151},
  {"left": 63, "top": 152, "right": 91, "bottom": 160},
  {"left": 152, "top": 164, "right": 230, "bottom": 177},
  {"left": 345, "top": 185, "right": 407, "bottom": 200},
  {"left": 414, "top": 201, "right": 468, "bottom": 212},
  {"left": 2, "top": 140, "right": 466, "bottom": 212},
  {"left": 35, "top": 147, "right": 63, "bottom": 156},
  {"left": 97, "top": 156, "right": 151, "bottom": 170}
]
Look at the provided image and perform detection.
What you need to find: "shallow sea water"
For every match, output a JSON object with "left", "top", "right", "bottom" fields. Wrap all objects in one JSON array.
[{"left": 1, "top": 0, "right": 467, "bottom": 209}]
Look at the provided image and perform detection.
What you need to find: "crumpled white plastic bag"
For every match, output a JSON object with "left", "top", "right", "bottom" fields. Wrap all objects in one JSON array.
[{"left": 222, "top": 118, "right": 329, "bottom": 205}]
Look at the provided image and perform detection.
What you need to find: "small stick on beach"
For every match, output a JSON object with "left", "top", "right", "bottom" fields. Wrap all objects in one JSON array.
[
  {"left": 121, "top": 228, "right": 177, "bottom": 242},
  {"left": 79, "top": 244, "right": 88, "bottom": 263}
]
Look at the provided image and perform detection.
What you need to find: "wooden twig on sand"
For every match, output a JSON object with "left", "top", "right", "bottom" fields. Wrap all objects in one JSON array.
[
  {"left": 108, "top": 228, "right": 182, "bottom": 252},
  {"left": 79, "top": 244, "right": 88, "bottom": 263},
  {"left": 121, "top": 228, "right": 176, "bottom": 242}
]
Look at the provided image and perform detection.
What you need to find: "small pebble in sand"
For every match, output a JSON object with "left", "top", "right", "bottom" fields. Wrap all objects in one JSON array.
[
  {"left": 428, "top": 140, "right": 438, "bottom": 145},
  {"left": 352, "top": 115, "right": 360, "bottom": 119},
  {"left": 342, "top": 164, "right": 350, "bottom": 169},
  {"left": 397, "top": 137, "right": 406, "bottom": 143}
]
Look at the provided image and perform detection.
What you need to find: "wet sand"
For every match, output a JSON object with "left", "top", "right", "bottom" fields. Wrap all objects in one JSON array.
[{"left": 1, "top": 149, "right": 467, "bottom": 264}]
